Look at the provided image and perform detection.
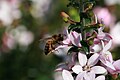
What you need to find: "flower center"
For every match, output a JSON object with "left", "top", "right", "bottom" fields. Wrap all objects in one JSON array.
[
  {"left": 83, "top": 65, "right": 91, "bottom": 72},
  {"left": 103, "top": 53, "right": 110, "bottom": 61}
]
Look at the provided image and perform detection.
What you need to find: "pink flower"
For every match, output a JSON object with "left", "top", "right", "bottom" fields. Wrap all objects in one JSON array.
[
  {"left": 63, "top": 30, "right": 82, "bottom": 47},
  {"left": 69, "top": 31, "right": 82, "bottom": 47},
  {"left": 94, "top": 40, "right": 115, "bottom": 70},
  {"left": 97, "top": 27, "right": 112, "bottom": 42},
  {"left": 91, "top": 27, "right": 112, "bottom": 53},
  {"left": 107, "top": 60, "right": 120, "bottom": 74},
  {"left": 91, "top": 39, "right": 102, "bottom": 53},
  {"left": 56, "top": 30, "right": 82, "bottom": 50}
]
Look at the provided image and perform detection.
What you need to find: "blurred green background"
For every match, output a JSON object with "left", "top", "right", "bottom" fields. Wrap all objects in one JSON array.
[{"left": 0, "top": 0, "right": 120, "bottom": 80}]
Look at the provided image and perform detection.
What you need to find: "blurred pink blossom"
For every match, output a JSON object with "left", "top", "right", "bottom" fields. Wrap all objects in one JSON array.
[
  {"left": 31, "top": 0, "right": 51, "bottom": 18},
  {"left": 0, "top": 0, "right": 21, "bottom": 26},
  {"left": 2, "top": 33, "right": 16, "bottom": 51},
  {"left": 17, "top": 31, "right": 34, "bottom": 46},
  {"left": 105, "top": 0, "right": 120, "bottom": 5},
  {"left": 110, "top": 22, "right": 120, "bottom": 46},
  {"left": 2, "top": 25, "right": 34, "bottom": 51},
  {"left": 93, "top": 7, "right": 115, "bottom": 27}
]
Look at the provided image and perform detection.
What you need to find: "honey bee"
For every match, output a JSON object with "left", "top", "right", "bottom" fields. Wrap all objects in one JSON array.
[{"left": 41, "top": 34, "right": 64, "bottom": 55}]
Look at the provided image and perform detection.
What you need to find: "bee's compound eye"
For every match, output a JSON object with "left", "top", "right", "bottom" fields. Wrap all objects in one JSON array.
[{"left": 58, "top": 34, "right": 61, "bottom": 37}]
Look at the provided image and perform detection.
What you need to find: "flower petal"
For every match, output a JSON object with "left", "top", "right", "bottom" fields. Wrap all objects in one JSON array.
[
  {"left": 84, "top": 73, "right": 91, "bottom": 80},
  {"left": 91, "top": 66, "right": 107, "bottom": 74},
  {"left": 62, "top": 70, "right": 74, "bottom": 80},
  {"left": 113, "top": 60, "right": 120, "bottom": 70},
  {"left": 72, "top": 65, "right": 83, "bottom": 74},
  {"left": 70, "top": 31, "right": 81, "bottom": 47},
  {"left": 100, "top": 51, "right": 113, "bottom": 63},
  {"left": 92, "top": 44, "right": 102, "bottom": 53},
  {"left": 97, "top": 33, "right": 105, "bottom": 40},
  {"left": 102, "top": 40, "right": 112, "bottom": 52},
  {"left": 84, "top": 71, "right": 95, "bottom": 80},
  {"left": 100, "top": 59, "right": 115, "bottom": 70},
  {"left": 76, "top": 71, "right": 86, "bottom": 80},
  {"left": 55, "top": 63, "right": 69, "bottom": 71},
  {"left": 63, "top": 38, "right": 71, "bottom": 44},
  {"left": 106, "top": 67, "right": 115, "bottom": 74},
  {"left": 88, "top": 71, "right": 95, "bottom": 80},
  {"left": 87, "top": 53, "right": 99, "bottom": 66},
  {"left": 104, "top": 51, "right": 113, "bottom": 63},
  {"left": 78, "top": 52, "right": 87, "bottom": 67},
  {"left": 55, "top": 45, "right": 68, "bottom": 50},
  {"left": 95, "top": 75, "right": 105, "bottom": 80}
]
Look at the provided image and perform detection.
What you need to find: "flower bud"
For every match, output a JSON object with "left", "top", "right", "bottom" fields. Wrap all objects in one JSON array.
[{"left": 61, "top": 12, "right": 70, "bottom": 18}]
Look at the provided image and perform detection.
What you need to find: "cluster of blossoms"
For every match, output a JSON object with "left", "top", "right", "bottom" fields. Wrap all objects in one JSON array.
[
  {"left": 2, "top": 25, "right": 34, "bottom": 52},
  {"left": 0, "top": 0, "right": 21, "bottom": 26},
  {"left": 50, "top": 1, "right": 120, "bottom": 80},
  {"left": 56, "top": 27, "right": 120, "bottom": 80}
]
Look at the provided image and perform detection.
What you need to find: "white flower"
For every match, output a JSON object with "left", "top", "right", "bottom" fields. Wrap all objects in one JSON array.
[
  {"left": 98, "top": 40, "right": 115, "bottom": 70},
  {"left": 62, "top": 69, "right": 105, "bottom": 80},
  {"left": 71, "top": 52, "right": 106, "bottom": 80},
  {"left": 17, "top": 31, "right": 34, "bottom": 46}
]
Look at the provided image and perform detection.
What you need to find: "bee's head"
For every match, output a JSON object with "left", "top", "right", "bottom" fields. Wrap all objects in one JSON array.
[
  {"left": 58, "top": 34, "right": 65, "bottom": 41},
  {"left": 52, "top": 34, "right": 65, "bottom": 41}
]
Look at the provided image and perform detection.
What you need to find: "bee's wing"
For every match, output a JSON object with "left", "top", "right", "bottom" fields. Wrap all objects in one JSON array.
[
  {"left": 39, "top": 37, "right": 52, "bottom": 49},
  {"left": 39, "top": 37, "right": 51, "bottom": 42},
  {"left": 39, "top": 38, "right": 48, "bottom": 51}
]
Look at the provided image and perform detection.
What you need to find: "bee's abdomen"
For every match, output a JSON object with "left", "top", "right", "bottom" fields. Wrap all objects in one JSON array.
[{"left": 44, "top": 40, "right": 54, "bottom": 55}]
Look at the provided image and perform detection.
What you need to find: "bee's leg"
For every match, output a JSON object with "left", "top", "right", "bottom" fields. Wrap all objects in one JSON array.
[
  {"left": 57, "top": 41, "right": 65, "bottom": 45},
  {"left": 52, "top": 44, "right": 60, "bottom": 53},
  {"left": 57, "top": 42, "right": 72, "bottom": 46},
  {"left": 51, "top": 44, "right": 55, "bottom": 49},
  {"left": 54, "top": 49, "right": 60, "bottom": 53},
  {"left": 57, "top": 41, "right": 61, "bottom": 44}
]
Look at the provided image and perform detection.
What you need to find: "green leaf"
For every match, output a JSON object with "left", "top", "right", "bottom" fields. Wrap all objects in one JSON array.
[
  {"left": 80, "top": 40, "right": 89, "bottom": 53},
  {"left": 63, "top": 17, "right": 69, "bottom": 22},
  {"left": 87, "top": 11, "right": 94, "bottom": 17},
  {"left": 69, "top": 8, "right": 80, "bottom": 22},
  {"left": 67, "top": 46, "right": 79, "bottom": 54},
  {"left": 83, "top": 26, "right": 97, "bottom": 32},
  {"left": 83, "top": 22, "right": 103, "bottom": 32},
  {"left": 83, "top": 2, "right": 94, "bottom": 12},
  {"left": 68, "top": 24, "right": 76, "bottom": 33},
  {"left": 87, "top": 39, "right": 94, "bottom": 45},
  {"left": 68, "top": 24, "right": 81, "bottom": 33},
  {"left": 84, "top": 18, "right": 92, "bottom": 26}
]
